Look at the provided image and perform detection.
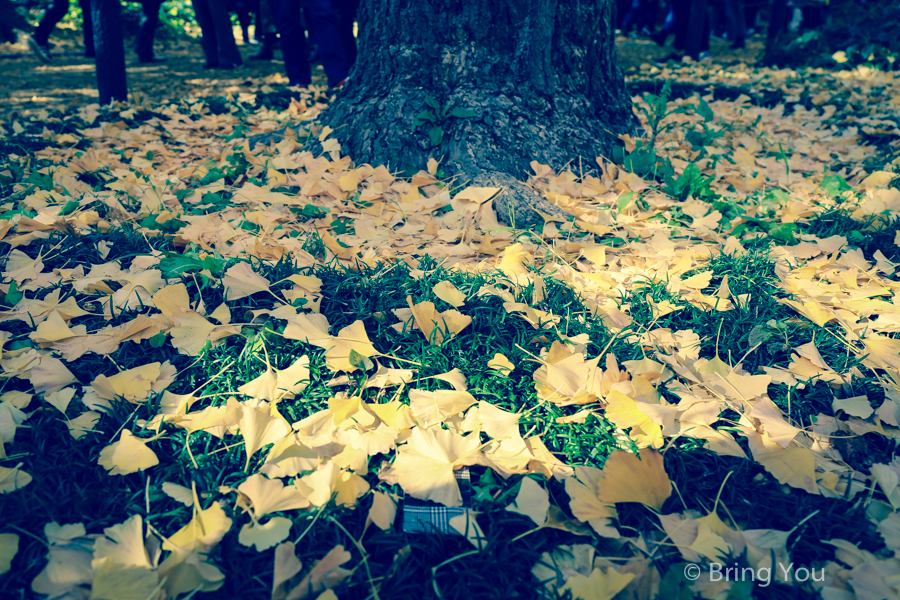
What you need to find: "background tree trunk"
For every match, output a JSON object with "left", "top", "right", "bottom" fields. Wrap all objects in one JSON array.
[
  {"left": 91, "top": 0, "right": 128, "bottom": 104},
  {"left": 319, "top": 0, "right": 636, "bottom": 228}
]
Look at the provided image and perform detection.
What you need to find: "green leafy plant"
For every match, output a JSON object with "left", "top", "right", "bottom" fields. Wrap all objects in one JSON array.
[
  {"left": 415, "top": 95, "right": 478, "bottom": 147},
  {"left": 662, "top": 162, "right": 717, "bottom": 202}
]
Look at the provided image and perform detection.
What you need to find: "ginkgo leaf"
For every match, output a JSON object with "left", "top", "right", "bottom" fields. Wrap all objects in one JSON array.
[
  {"left": 858, "top": 334, "right": 900, "bottom": 370},
  {"left": 564, "top": 467, "right": 619, "bottom": 538},
  {"left": 432, "top": 281, "right": 465, "bottom": 307},
  {"left": 386, "top": 427, "right": 481, "bottom": 507},
  {"left": 92, "top": 515, "right": 152, "bottom": 568},
  {"left": 559, "top": 566, "right": 635, "bottom": 600},
  {"left": 409, "top": 389, "right": 476, "bottom": 427},
  {"left": 596, "top": 449, "right": 671, "bottom": 510},
  {"left": 30, "top": 310, "right": 81, "bottom": 343},
  {"left": 325, "top": 321, "right": 378, "bottom": 372},
  {"left": 407, "top": 297, "right": 472, "bottom": 345},
  {"left": 365, "top": 366, "right": 415, "bottom": 389},
  {"left": 286, "top": 545, "right": 351, "bottom": 600},
  {"left": 688, "top": 522, "right": 732, "bottom": 562},
  {"left": 433, "top": 368, "right": 468, "bottom": 391},
  {"left": 239, "top": 356, "right": 310, "bottom": 403},
  {"left": 366, "top": 491, "right": 397, "bottom": 531},
  {"left": 273, "top": 542, "right": 304, "bottom": 600},
  {"left": 162, "top": 482, "right": 194, "bottom": 507},
  {"left": 833, "top": 396, "right": 874, "bottom": 419},
  {"left": 487, "top": 353, "right": 515, "bottom": 373},
  {"left": 164, "top": 501, "right": 233, "bottom": 552},
  {"left": 0, "top": 465, "right": 32, "bottom": 494},
  {"left": 449, "top": 510, "right": 487, "bottom": 549},
  {"left": 506, "top": 477, "right": 550, "bottom": 526},
  {"left": 294, "top": 461, "right": 370, "bottom": 508},
  {"left": 29, "top": 356, "right": 78, "bottom": 395},
  {"left": 747, "top": 398, "right": 801, "bottom": 448},
  {"left": 90, "top": 561, "right": 160, "bottom": 600},
  {"left": 223, "top": 262, "right": 271, "bottom": 300},
  {"left": 238, "top": 473, "right": 310, "bottom": 518},
  {"left": 603, "top": 391, "right": 664, "bottom": 449},
  {"left": 239, "top": 517, "right": 293, "bottom": 551},
  {"left": 239, "top": 402, "right": 292, "bottom": 471},
  {"left": 91, "top": 362, "right": 175, "bottom": 404},
  {"left": 44, "top": 387, "right": 76, "bottom": 414},
  {"left": 474, "top": 401, "right": 520, "bottom": 440},
  {"left": 98, "top": 430, "right": 159, "bottom": 476},
  {"left": 0, "top": 533, "right": 18, "bottom": 574},
  {"left": 754, "top": 447, "right": 818, "bottom": 494},
  {"left": 67, "top": 411, "right": 100, "bottom": 439}
]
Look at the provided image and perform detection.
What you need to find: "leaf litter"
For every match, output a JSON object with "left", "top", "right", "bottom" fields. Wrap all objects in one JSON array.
[{"left": 0, "top": 57, "right": 899, "bottom": 599}]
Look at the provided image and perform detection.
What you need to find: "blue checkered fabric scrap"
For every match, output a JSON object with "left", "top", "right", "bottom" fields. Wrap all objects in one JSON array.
[{"left": 401, "top": 467, "right": 472, "bottom": 535}]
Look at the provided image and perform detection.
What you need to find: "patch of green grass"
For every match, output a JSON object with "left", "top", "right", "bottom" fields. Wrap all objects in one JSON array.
[{"left": 805, "top": 207, "right": 900, "bottom": 264}]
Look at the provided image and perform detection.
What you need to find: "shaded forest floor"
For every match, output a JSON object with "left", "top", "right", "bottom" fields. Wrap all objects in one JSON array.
[
  {"left": 0, "top": 31, "right": 764, "bottom": 112},
  {"left": 1, "top": 25, "right": 900, "bottom": 600}
]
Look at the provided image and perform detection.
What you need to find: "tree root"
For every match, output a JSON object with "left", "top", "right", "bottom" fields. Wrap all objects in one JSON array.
[{"left": 472, "top": 172, "right": 568, "bottom": 230}]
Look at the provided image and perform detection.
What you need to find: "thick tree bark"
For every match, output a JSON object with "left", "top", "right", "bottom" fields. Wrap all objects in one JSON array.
[
  {"left": 319, "top": 0, "right": 636, "bottom": 228},
  {"left": 91, "top": 0, "right": 128, "bottom": 104}
]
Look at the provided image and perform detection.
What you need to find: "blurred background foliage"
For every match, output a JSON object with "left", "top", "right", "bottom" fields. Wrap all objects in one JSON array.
[
  {"left": 9, "top": 0, "right": 199, "bottom": 40},
  {"left": 765, "top": 0, "right": 900, "bottom": 71},
  {"left": 5, "top": 0, "right": 900, "bottom": 70}
]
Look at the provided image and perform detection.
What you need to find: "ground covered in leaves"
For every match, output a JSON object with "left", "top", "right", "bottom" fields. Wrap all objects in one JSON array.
[{"left": 1, "top": 37, "right": 900, "bottom": 600}]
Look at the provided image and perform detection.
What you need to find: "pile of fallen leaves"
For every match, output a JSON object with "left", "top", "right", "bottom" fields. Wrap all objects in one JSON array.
[{"left": 1, "top": 56, "right": 899, "bottom": 600}]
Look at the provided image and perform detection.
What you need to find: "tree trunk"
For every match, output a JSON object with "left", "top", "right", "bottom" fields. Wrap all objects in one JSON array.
[
  {"left": 91, "top": 0, "right": 128, "bottom": 104},
  {"left": 319, "top": 0, "right": 636, "bottom": 228}
]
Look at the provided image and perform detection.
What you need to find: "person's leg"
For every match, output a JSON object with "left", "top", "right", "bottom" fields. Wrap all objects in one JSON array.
[
  {"left": 672, "top": 0, "right": 690, "bottom": 50},
  {"left": 725, "top": 0, "right": 745, "bottom": 47},
  {"left": 304, "top": 0, "right": 347, "bottom": 86},
  {"left": 251, "top": 0, "right": 276, "bottom": 59},
  {"left": 137, "top": 0, "right": 164, "bottom": 61},
  {"left": 275, "top": 0, "right": 310, "bottom": 85},
  {"left": 621, "top": 0, "right": 641, "bottom": 34},
  {"left": 333, "top": 0, "right": 358, "bottom": 73},
  {"left": 206, "top": 0, "right": 243, "bottom": 66},
  {"left": 33, "top": 0, "right": 70, "bottom": 45},
  {"left": 191, "top": 0, "right": 219, "bottom": 66},
  {"left": 237, "top": 4, "right": 252, "bottom": 43},
  {"left": 78, "top": 0, "right": 94, "bottom": 56},
  {"left": 639, "top": 0, "right": 659, "bottom": 33}
]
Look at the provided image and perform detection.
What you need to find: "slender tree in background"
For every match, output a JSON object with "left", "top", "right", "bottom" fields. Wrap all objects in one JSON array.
[
  {"left": 319, "top": 0, "right": 636, "bottom": 227},
  {"left": 91, "top": 0, "right": 128, "bottom": 104},
  {"left": 0, "top": 0, "right": 27, "bottom": 45}
]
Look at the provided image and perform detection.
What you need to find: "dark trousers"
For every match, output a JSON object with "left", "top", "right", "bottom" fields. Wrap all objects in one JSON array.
[
  {"left": 34, "top": 0, "right": 93, "bottom": 54},
  {"left": 622, "top": 0, "right": 658, "bottom": 33},
  {"left": 275, "top": 0, "right": 348, "bottom": 86},
  {"left": 334, "top": 0, "right": 358, "bottom": 68},
  {"left": 673, "top": 0, "right": 708, "bottom": 52},
  {"left": 136, "top": 0, "right": 163, "bottom": 59},
  {"left": 722, "top": 0, "right": 745, "bottom": 42},
  {"left": 192, "top": 0, "right": 243, "bottom": 66}
]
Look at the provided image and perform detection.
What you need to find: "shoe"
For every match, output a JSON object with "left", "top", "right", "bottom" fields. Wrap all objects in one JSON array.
[
  {"left": 730, "top": 38, "right": 745, "bottom": 49},
  {"left": 27, "top": 36, "right": 51, "bottom": 62},
  {"left": 288, "top": 82, "right": 309, "bottom": 89},
  {"left": 203, "top": 61, "right": 219, "bottom": 68},
  {"left": 654, "top": 52, "right": 683, "bottom": 64},
  {"left": 331, "top": 77, "right": 349, "bottom": 89},
  {"left": 138, "top": 54, "right": 167, "bottom": 63},
  {"left": 250, "top": 46, "right": 274, "bottom": 60},
  {"left": 219, "top": 61, "right": 243, "bottom": 69}
]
